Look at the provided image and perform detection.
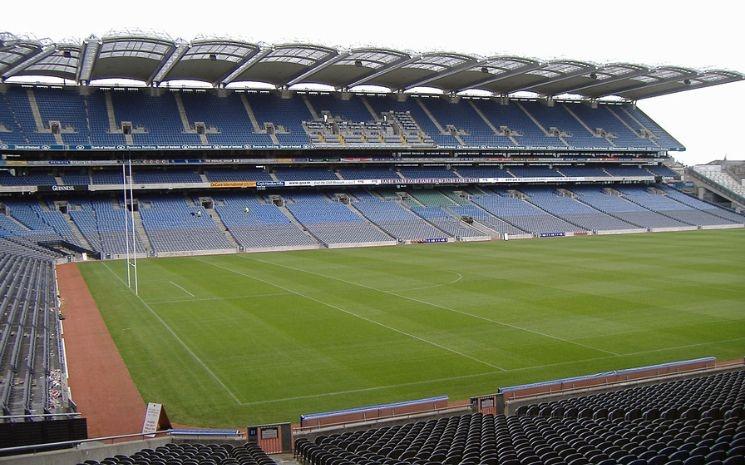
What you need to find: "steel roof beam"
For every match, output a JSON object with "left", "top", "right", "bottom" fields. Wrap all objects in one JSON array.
[
  {"left": 452, "top": 61, "right": 544, "bottom": 93},
  {"left": 617, "top": 70, "right": 740, "bottom": 100},
  {"left": 1, "top": 46, "right": 55, "bottom": 80},
  {"left": 219, "top": 48, "right": 272, "bottom": 86},
  {"left": 560, "top": 65, "right": 650, "bottom": 96},
  {"left": 150, "top": 42, "right": 190, "bottom": 85},
  {"left": 77, "top": 37, "right": 100, "bottom": 83},
  {"left": 516, "top": 65, "right": 598, "bottom": 95},
  {"left": 600, "top": 68, "right": 699, "bottom": 98},
  {"left": 345, "top": 55, "right": 421, "bottom": 88},
  {"left": 285, "top": 52, "right": 350, "bottom": 87},
  {"left": 402, "top": 58, "right": 480, "bottom": 90}
]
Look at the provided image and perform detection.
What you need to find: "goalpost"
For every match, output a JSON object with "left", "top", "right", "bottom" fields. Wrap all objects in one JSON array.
[{"left": 122, "top": 157, "right": 139, "bottom": 295}]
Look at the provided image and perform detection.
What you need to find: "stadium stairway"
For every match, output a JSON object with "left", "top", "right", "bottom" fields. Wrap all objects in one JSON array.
[
  {"left": 398, "top": 197, "right": 453, "bottom": 237},
  {"left": 62, "top": 209, "right": 94, "bottom": 250},
  {"left": 616, "top": 188, "right": 699, "bottom": 228},
  {"left": 132, "top": 209, "right": 153, "bottom": 255},
  {"left": 207, "top": 203, "right": 243, "bottom": 250},
  {"left": 514, "top": 101, "right": 568, "bottom": 147},
  {"left": 518, "top": 189, "right": 592, "bottom": 233},
  {"left": 276, "top": 198, "right": 324, "bottom": 246},
  {"left": 342, "top": 196, "right": 396, "bottom": 241}
]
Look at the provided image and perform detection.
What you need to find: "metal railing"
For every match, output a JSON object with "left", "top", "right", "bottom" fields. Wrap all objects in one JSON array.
[
  {"left": 0, "top": 412, "right": 80, "bottom": 421},
  {"left": 0, "top": 430, "right": 172, "bottom": 456}
]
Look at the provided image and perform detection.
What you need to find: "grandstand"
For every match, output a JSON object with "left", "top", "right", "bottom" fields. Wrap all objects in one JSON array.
[
  {"left": 296, "top": 367, "right": 745, "bottom": 465},
  {"left": 0, "top": 30, "right": 744, "bottom": 465}
]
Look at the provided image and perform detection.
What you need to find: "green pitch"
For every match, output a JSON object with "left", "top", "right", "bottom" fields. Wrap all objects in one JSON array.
[{"left": 77, "top": 229, "right": 745, "bottom": 427}]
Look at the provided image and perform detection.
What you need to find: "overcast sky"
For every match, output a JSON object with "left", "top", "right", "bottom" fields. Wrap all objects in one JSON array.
[{"left": 5, "top": 0, "right": 743, "bottom": 165}]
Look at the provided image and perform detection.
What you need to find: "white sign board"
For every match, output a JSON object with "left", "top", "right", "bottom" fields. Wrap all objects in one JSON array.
[{"left": 142, "top": 402, "right": 162, "bottom": 434}]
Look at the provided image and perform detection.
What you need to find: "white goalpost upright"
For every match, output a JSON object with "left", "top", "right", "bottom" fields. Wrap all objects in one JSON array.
[
  {"left": 128, "top": 158, "right": 139, "bottom": 295},
  {"left": 122, "top": 163, "right": 131, "bottom": 288},
  {"left": 122, "top": 157, "right": 139, "bottom": 295}
]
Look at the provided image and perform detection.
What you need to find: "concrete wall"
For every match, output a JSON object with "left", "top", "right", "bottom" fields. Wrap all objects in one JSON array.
[{"left": 0, "top": 438, "right": 170, "bottom": 465}]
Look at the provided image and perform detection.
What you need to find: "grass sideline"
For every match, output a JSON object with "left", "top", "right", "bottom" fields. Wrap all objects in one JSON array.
[{"left": 77, "top": 229, "right": 745, "bottom": 427}]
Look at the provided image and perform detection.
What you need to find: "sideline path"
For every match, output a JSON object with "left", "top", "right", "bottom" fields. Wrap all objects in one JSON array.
[{"left": 57, "top": 263, "right": 146, "bottom": 438}]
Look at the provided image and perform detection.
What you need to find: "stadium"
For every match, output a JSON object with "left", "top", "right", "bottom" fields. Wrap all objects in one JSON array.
[{"left": 0, "top": 18, "right": 744, "bottom": 465}]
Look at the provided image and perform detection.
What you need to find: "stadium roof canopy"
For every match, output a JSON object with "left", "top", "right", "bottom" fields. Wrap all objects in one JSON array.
[{"left": 1, "top": 32, "right": 742, "bottom": 100}]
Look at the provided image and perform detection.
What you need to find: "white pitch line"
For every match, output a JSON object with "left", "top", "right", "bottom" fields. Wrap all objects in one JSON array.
[
  {"left": 391, "top": 271, "right": 464, "bottom": 292},
  {"left": 238, "top": 369, "right": 503, "bottom": 406},
  {"left": 169, "top": 281, "right": 195, "bottom": 297},
  {"left": 194, "top": 257, "right": 506, "bottom": 372},
  {"left": 236, "top": 335, "right": 745, "bottom": 406},
  {"left": 245, "top": 256, "right": 621, "bottom": 357},
  {"left": 101, "top": 261, "right": 243, "bottom": 404},
  {"left": 145, "top": 291, "right": 289, "bottom": 305}
]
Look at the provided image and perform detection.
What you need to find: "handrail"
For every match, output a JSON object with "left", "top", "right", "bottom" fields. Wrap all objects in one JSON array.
[
  {"left": 0, "top": 430, "right": 173, "bottom": 455},
  {"left": 0, "top": 412, "right": 80, "bottom": 420},
  {"left": 293, "top": 404, "right": 469, "bottom": 435}
]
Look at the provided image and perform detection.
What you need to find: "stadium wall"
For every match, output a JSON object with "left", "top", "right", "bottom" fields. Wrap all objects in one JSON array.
[{"left": 0, "top": 437, "right": 171, "bottom": 465}]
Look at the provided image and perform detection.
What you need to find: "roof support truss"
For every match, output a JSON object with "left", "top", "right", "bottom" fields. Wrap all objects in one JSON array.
[
  {"left": 219, "top": 48, "right": 271, "bottom": 86},
  {"left": 1, "top": 46, "right": 56, "bottom": 80},
  {"left": 0, "top": 32, "right": 740, "bottom": 99},
  {"left": 77, "top": 37, "right": 100, "bottom": 83},
  {"left": 453, "top": 61, "right": 544, "bottom": 93},
  {"left": 150, "top": 42, "right": 190, "bottom": 85}
]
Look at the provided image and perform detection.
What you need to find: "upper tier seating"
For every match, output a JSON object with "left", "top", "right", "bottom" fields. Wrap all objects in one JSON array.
[
  {"left": 508, "top": 166, "right": 564, "bottom": 178},
  {"left": 604, "top": 166, "right": 654, "bottom": 177},
  {"left": 0, "top": 86, "right": 681, "bottom": 150},
  {"left": 274, "top": 168, "right": 337, "bottom": 182},
  {"left": 556, "top": 165, "right": 612, "bottom": 177},
  {"left": 206, "top": 168, "right": 274, "bottom": 183},
  {"left": 423, "top": 98, "right": 514, "bottom": 147},
  {"left": 109, "top": 90, "right": 201, "bottom": 146},
  {"left": 133, "top": 169, "right": 202, "bottom": 184},
  {"left": 520, "top": 101, "right": 612, "bottom": 149},
  {"left": 570, "top": 104, "right": 656, "bottom": 150},
  {"left": 623, "top": 106, "right": 685, "bottom": 150},
  {"left": 472, "top": 100, "right": 559, "bottom": 148},
  {"left": 398, "top": 167, "right": 460, "bottom": 179},
  {"left": 454, "top": 166, "right": 514, "bottom": 179},
  {"left": 247, "top": 93, "right": 310, "bottom": 146},
  {"left": 646, "top": 164, "right": 678, "bottom": 178},
  {"left": 338, "top": 167, "right": 401, "bottom": 180},
  {"left": 179, "top": 92, "right": 272, "bottom": 146},
  {"left": 0, "top": 171, "right": 56, "bottom": 186}
]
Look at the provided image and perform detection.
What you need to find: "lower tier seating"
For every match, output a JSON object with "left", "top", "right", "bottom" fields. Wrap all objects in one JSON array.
[
  {"left": 2, "top": 185, "right": 743, "bottom": 255},
  {"left": 297, "top": 370, "right": 745, "bottom": 465},
  {"left": 0, "top": 240, "right": 68, "bottom": 419},
  {"left": 79, "top": 441, "right": 276, "bottom": 465}
]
